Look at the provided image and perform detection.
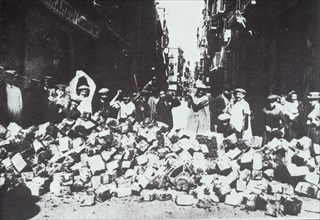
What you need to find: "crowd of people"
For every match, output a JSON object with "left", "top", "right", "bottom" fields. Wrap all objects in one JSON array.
[{"left": 0, "top": 69, "right": 319, "bottom": 146}]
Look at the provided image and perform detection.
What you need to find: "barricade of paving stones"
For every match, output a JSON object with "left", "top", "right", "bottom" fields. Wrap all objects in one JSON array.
[{"left": 0, "top": 117, "right": 319, "bottom": 217}]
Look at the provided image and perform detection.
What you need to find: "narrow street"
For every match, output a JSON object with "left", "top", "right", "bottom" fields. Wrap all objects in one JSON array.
[{"left": 0, "top": 0, "right": 320, "bottom": 219}]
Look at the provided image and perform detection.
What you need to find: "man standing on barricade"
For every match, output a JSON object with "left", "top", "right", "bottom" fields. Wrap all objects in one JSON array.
[{"left": 229, "top": 88, "right": 252, "bottom": 140}]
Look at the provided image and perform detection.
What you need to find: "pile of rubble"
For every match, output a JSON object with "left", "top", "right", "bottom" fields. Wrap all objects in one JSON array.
[{"left": 0, "top": 117, "right": 319, "bottom": 217}]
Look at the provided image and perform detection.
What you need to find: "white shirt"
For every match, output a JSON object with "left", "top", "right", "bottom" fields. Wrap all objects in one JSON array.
[{"left": 6, "top": 84, "right": 23, "bottom": 123}]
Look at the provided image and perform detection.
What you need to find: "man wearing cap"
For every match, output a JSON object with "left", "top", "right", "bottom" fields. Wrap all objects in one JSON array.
[
  {"left": 69, "top": 70, "right": 96, "bottom": 115},
  {"left": 156, "top": 91, "right": 181, "bottom": 130},
  {"left": 283, "top": 91, "right": 303, "bottom": 140},
  {"left": 132, "top": 90, "right": 151, "bottom": 124},
  {"left": 211, "top": 84, "right": 234, "bottom": 132},
  {"left": 110, "top": 90, "right": 136, "bottom": 123},
  {"left": 304, "top": 92, "right": 320, "bottom": 144},
  {"left": 186, "top": 83, "right": 211, "bottom": 135},
  {"left": 262, "top": 95, "right": 286, "bottom": 144},
  {"left": 229, "top": 88, "right": 252, "bottom": 140},
  {"left": 92, "top": 88, "right": 111, "bottom": 122},
  {"left": 62, "top": 98, "right": 82, "bottom": 120},
  {"left": 143, "top": 76, "right": 158, "bottom": 94}
]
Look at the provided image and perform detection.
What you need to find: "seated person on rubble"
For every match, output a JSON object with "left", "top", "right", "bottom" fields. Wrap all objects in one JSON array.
[
  {"left": 262, "top": 95, "right": 286, "bottom": 145},
  {"left": 110, "top": 90, "right": 136, "bottom": 123},
  {"left": 216, "top": 113, "right": 237, "bottom": 138}
]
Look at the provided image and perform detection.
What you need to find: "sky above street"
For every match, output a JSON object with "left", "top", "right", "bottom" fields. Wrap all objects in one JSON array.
[{"left": 157, "top": 0, "right": 204, "bottom": 68}]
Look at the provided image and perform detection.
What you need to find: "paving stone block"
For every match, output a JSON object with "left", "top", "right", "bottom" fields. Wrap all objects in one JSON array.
[
  {"left": 58, "top": 137, "right": 72, "bottom": 153},
  {"left": 236, "top": 180, "right": 247, "bottom": 192},
  {"left": 295, "top": 181, "right": 318, "bottom": 198},
  {"left": 1, "top": 157, "right": 12, "bottom": 169},
  {"left": 175, "top": 194, "right": 196, "bottom": 206},
  {"left": 11, "top": 153, "right": 27, "bottom": 173},
  {"left": 240, "top": 148, "right": 254, "bottom": 164},
  {"left": 287, "top": 163, "right": 309, "bottom": 177},
  {"left": 79, "top": 193, "right": 96, "bottom": 206},
  {"left": 50, "top": 180, "right": 71, "bottom": 197},
  {"left": 87, "top": 155, "right": 106, "bottom": 175},
  {"left": 79, "top": 167, "right": 92, "bottom": 183},
  {"left": 32, "top": 139, "right": 44, "bottom": 153},
  {"left": 305, "top": 172, "right": 320, "bottom": 185},
  {"left": 137, "top": 175, "right": 150, "bottom": 189},
  {"left": 135, "top": 154, "right": 149, "bottom": 166},
  {"left": 95, "top": 185, "right": 111, "bottom": 202},
  {"left": 216, "top": 156, "right": 231, "bottom": 173},
  {"left": 101, "top": 149, "right": 117, "bottom": 162},
  {"left": 115, "top": 186, "right": 132, "bottom": 198},
  {"left": 140, "top": 189, "right": 156, "bottom": 201},
  {"left": 106, "top": 160, "right": 119, "bottom": 171},
  {"left": 225, "top": 190, "right": 244, "bottom": 206},
  {"left": 91, "top": 175, "right": 102, "bottom": 189},
  {"left": 7, "top": 122, "right": 22, "bottom": 136}
]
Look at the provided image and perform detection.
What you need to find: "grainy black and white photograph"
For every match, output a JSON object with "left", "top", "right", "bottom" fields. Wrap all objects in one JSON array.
[{"left": 0, "top": 0, "right": 319, "bottom": 219}]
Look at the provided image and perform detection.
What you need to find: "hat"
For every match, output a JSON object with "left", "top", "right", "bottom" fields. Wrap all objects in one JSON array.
[
  {"left": 196, "top": 82, "right": 207, "bottom": 89},
  {"left": 70, "top": 98, "right": 82, "bottom": 104},
  {"left": 44, "top": 76, "right": 52, "bottom": 80},
  {"left": 288, "top": 90, "right": 297, "bottom": 95},
  {"left": 307, "top": 92, "right": 320, "bottom": 100},
  {"left": 55, "top": 84, "right": 66, "bottom": 90},
  {"left": 78, "top": 85, "right": 90, "bottom": 90},
  {"left": 218, "top": 113, "right": 231, "bottom": 121},
  {"left": 5, "top": 70, "right": 16, "bottom": 75},
  {"left": 98, "top": 88, "right": 109, "bottom": 94},
  {"left": 267, "top": 94, "right": 278, "bottom": 102},
  {"left": 234, "top": 88, "right": 246, "bottom": 94},
  {"left": 140, "top": 90, "right": 149, "bottom": 95}
]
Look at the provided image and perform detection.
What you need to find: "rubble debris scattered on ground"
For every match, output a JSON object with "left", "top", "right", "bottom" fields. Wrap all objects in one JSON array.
[{"left": 0, "top": 118, "right": 319, "bottom": 217}]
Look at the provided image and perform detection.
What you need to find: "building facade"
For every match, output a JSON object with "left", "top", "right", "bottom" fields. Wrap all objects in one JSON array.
[
  {"left": 198, "top": 0, "right": 319, "bottom": 97},
  {"left": 0, "top": 0, "right": 168, "bottom": 92}
]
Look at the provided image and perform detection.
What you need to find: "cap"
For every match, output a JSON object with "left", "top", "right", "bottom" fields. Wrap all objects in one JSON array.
[
  {"left": 218, "top": 113, "right": 231, "bottom": 121},
  {"left": 5, "top": 70, "right": 16, "bottom": 75},
  {"left": 196, "top": 82, "right": 207, "bottom": 89},
  {"left": 234, "top": 88, "right": 246, "bottom": 94},
  {"left": 140, "top": 90, "right": 149, "bottom": 95},
  {"left": 267, "top": 94, "right": 279, "bottom": 102},
  {"left": 44, "top": 76, "right": 52, "bottom": 80},
  {"left": 70, "top": 98, "right": 82, "bottom": 104},
  {"left": 78, "top": 85, "right": 90, "bottom": 90},
  {"left": 288, "top": 90, "right": 297, "bottom": 95},
  {"left": 98, "top": 88, "right": 109, "bottom": 94},
  {"left": 307, "top": 92, "right": 320, "bottom": 100},
  {"left": 55, "top": 84, "right": 66, "bottom": 90}
]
